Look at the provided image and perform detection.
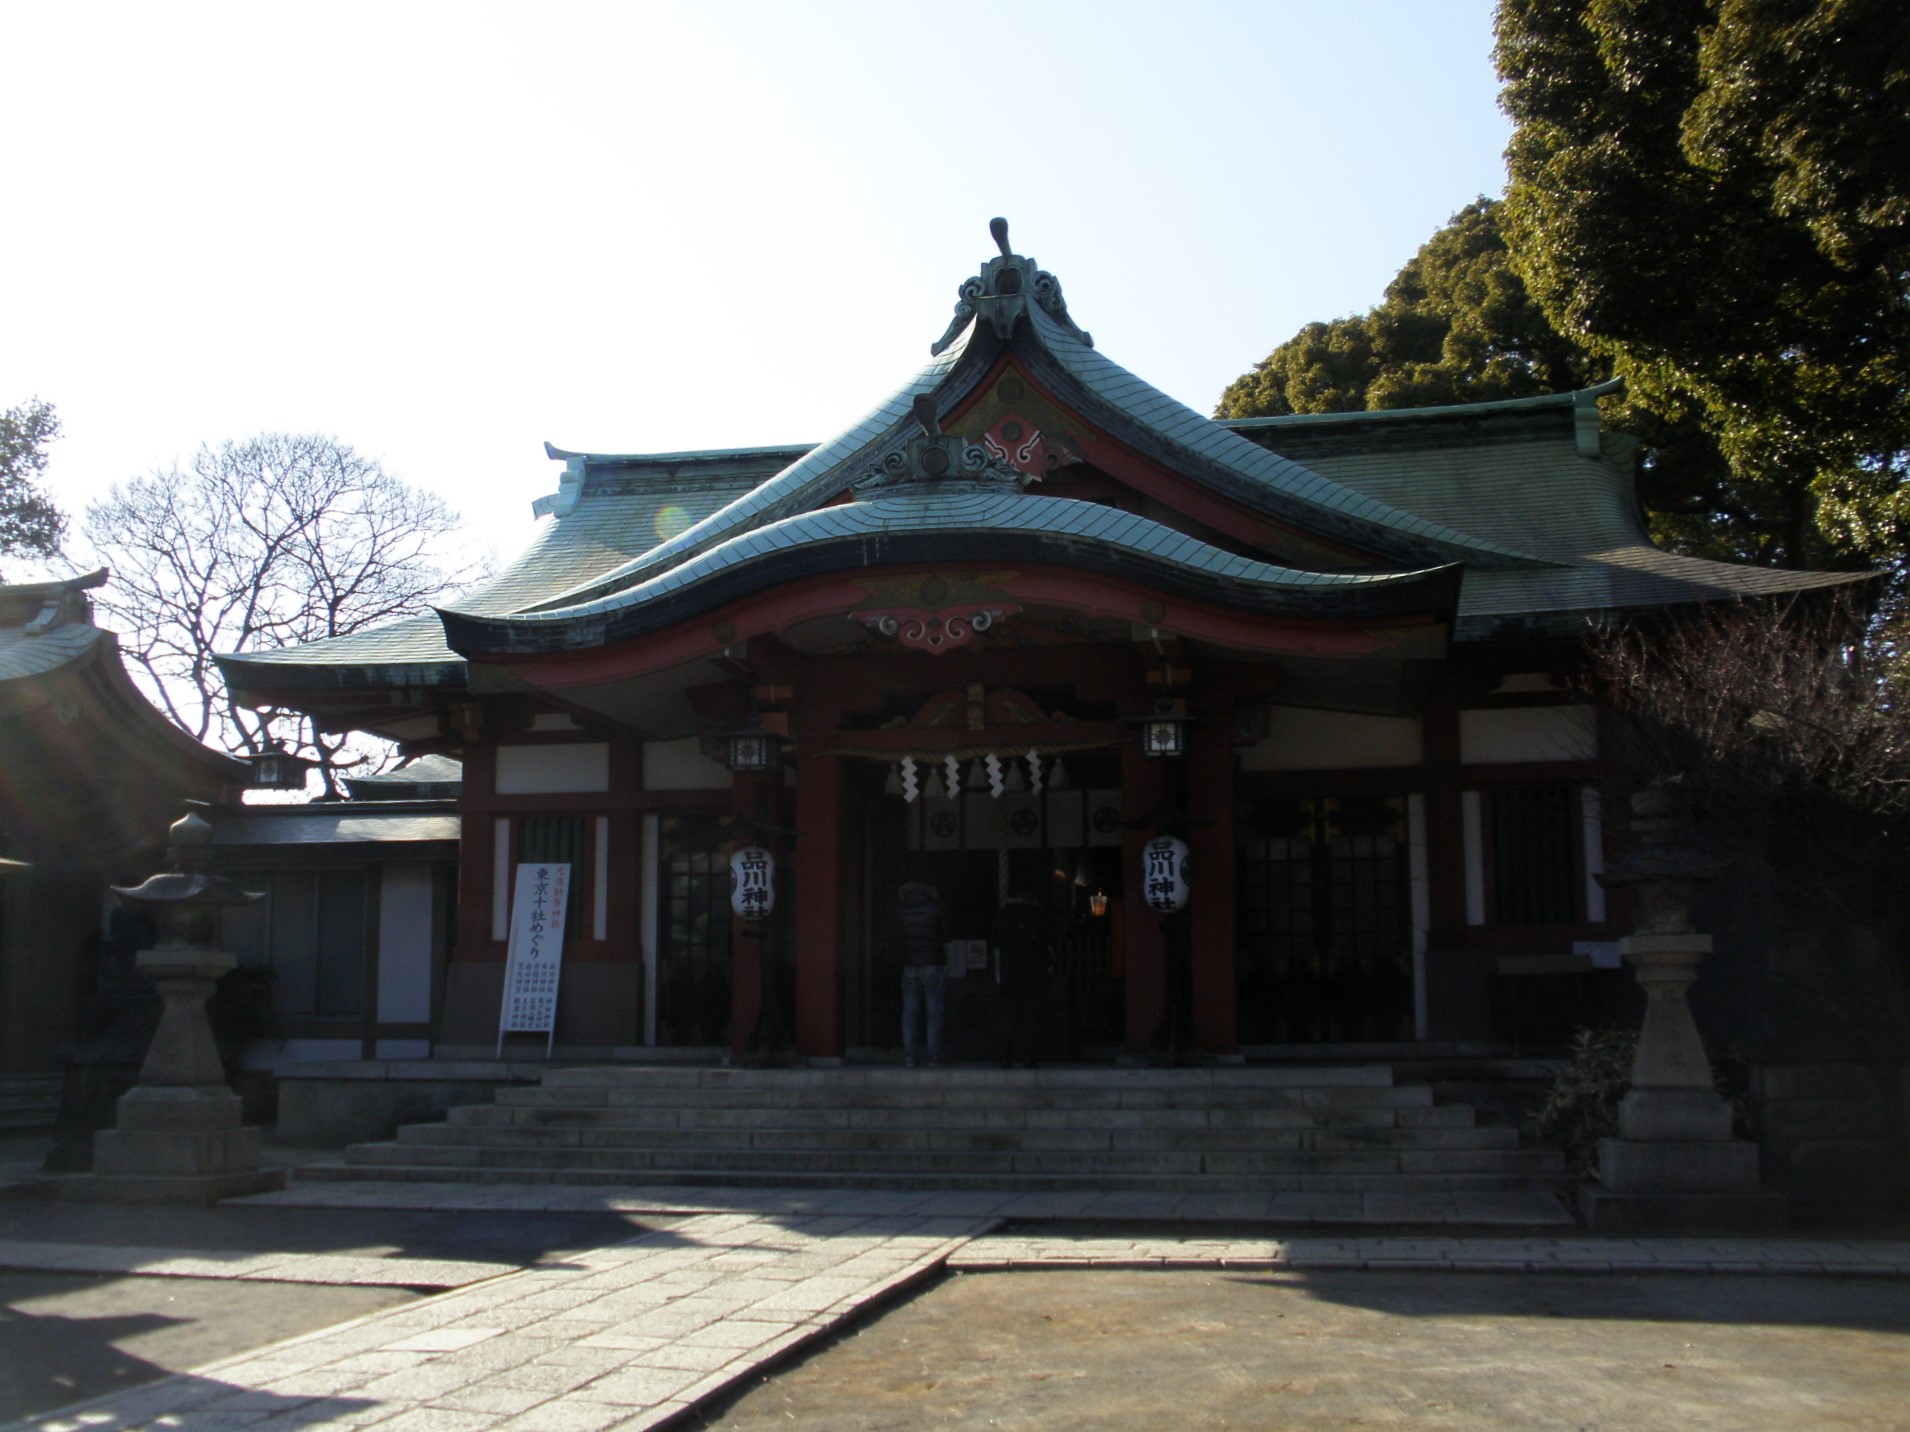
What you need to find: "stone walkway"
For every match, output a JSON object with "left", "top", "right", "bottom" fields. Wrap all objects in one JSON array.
[
  {"left": 7, "top": 1205, "right": 988, "bottom": 1432},
  {"left": 950, "top": 1231, "right": 1910, "bottom": 1276},
  {"left": 5, "top": 1180, "right": 1908, "bottom": 1432},
  {"left": 0, "top": 1238, "right": 515, "bottom": 1290}
]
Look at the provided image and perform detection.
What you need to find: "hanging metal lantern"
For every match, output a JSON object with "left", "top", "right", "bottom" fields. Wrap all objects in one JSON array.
[
  {"left": 728, "top": 845, "right": 775, "bottom": 921},
  {"left": 246, "top": 742, "right": 313, "bottom": 791},
  {"left": 1140, "top": 834, "right": 1190, "bottom": 913},
  {"left": 1132, "top": 699, "right": 1189, "bottom": 759},
  {"left": 724, "top": 730, "right": 783, "bottom": 773}
]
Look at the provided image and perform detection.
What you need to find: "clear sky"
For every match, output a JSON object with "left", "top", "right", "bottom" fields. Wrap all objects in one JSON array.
[{"left": 3, "top": 0, "right": 1511, "bottom": 570}]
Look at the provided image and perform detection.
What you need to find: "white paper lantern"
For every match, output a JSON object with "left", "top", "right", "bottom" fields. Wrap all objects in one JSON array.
[
  {"left": 728, "top": 845, "right": 775, "bottom": 921},
  {"left": 1140, "top": 834, "right": 1190, "bottom": 913}
]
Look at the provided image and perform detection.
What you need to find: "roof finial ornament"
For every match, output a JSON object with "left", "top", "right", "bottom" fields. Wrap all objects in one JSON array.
[
  {"left": 930, "top": 219, "right": 1094, "bottom": 356},
  {"left": 910, "top": 394, "right": 942, "bottom": 439}
]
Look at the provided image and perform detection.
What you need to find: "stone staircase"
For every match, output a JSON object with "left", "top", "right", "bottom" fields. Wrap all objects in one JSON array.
[
  {"left": 0, "top": 1072, "right": 61, "bottom": 1131},
  {"left": 311, "top": 1064, "right": 1568, "bottom": 1196}
]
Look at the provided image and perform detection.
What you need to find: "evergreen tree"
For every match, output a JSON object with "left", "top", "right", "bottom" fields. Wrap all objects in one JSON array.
[
  {"left": 1496, "top": 0, "right": 1910, "bottom": 571},
  {"left": 0, "top": 398, "right": 65, "bottom": 573}
]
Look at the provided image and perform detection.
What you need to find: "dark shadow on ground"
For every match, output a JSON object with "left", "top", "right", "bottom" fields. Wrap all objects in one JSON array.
[
  {"left": 1237, "top": 1267, "right": 1910, "bottom": 1333},
  {"left": 0, "top": 1271, "right": 405, "bottom": 1424},
  {"left": 0, "top": 1194, "right": 695, "bottom": 1269}
]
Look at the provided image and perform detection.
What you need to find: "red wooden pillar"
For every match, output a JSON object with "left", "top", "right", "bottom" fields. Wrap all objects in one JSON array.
[
  {"left": 1121, "top": 738, "right": 1166, "bottom": 1054},
  {"left": 1189, "top": 694, "right": 1238, "bottom": 1054},
  {"left": 792, "top": 744, "right": 843, "bottom": 1058}
]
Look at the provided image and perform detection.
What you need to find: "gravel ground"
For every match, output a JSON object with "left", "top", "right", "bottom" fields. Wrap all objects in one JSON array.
[{"left": 693, "top": 1266, "right": 1910, "bottom": 1431}]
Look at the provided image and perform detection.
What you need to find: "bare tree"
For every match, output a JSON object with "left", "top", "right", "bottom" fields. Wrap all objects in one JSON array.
[
  {"left": 1586, "top": 596, "right": 1910, "bottom": 1196},
  {"left": 84, "top": 433, "right": 485, "bottom": 797},
  {"left": 1587, "top": 596, "right": 1910, "bottom": 873}
]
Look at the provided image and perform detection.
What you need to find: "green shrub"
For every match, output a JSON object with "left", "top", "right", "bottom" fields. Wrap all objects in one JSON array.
[{"left": 1534, "top": 1028, "right": 1637, "bottom": 1178}]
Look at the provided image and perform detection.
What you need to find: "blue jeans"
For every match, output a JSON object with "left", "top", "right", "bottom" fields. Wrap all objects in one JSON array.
[{"left": 901, "top": 964, "right": 945, "bottom": 1064}]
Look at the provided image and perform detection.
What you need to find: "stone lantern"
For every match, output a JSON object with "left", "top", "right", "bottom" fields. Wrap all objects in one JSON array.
[
  {"left": 1580, "top": 785, "right": 1785, "bottom": 1230},
  {"left": 84, "top": 807, "right": 285, "bottom": 1201}
]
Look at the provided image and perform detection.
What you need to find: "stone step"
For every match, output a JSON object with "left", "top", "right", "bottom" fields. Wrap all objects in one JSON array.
[
  {"left": 346, "top": 1139, "right": 1562, "bottom": 1180},
  {"left": 461, "top": 1102, "right": 1476, "bottom": 1131},
  {"left": 303, "top": 1160, "right": 1562, "bottom": 1195},
  {"left": 391, "top": 1122, "right": 1520, "bottom": 1154},
  {"left": 451, "top": 1100, "right": 1472, "bottom": 1131},
  {"left": 490, "top": 1084, "right": 1436, "bottom": 1112},
  {"left": 318, "top": 1061, "right": 1562, "bottom": 1205},
  {"left": 0, "top": 1073, "right": 61, "bottom": 1130},
  {"left": 535, "top": 1064, "right": 1397, "bottom": 1091}
]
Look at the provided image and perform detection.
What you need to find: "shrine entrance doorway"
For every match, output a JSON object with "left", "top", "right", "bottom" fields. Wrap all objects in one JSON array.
[
  {"left": 649, "top": 812, "right": 733, "bottom": 1047},
  {"left": 844, "top": 755, "right": 1124, "bottom": 1059},
  {"left": 1236, "top": 795, "right": 1421, "bottom": 1045}
]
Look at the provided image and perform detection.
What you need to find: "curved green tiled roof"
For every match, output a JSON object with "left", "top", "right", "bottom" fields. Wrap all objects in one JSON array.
[
  {"left": 222, "top": 226, "right": 1877, "bottom": 687},
  {"left": 1018, "top": 302, "right": 1544, "bottom": 572},
  {"left": 516, "top": 331, "right": 980, "bottom": 617},
  {"left": 439, "top": 488, "right": 1461, "bottom": 653}
]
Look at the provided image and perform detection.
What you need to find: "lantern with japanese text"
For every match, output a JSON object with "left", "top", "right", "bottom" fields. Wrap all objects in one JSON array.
[
  {"left": 1140, "top": 834, "right": 1190, "bottom": 913},
  {"left": 728, "top": 845, "right": 776, "bottom": 922}
]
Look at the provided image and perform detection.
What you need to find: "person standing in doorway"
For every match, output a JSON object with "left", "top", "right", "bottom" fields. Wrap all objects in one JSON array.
[
  {"left": 991, "top": 887, "right": 1052, "bottom": 1068},
  {"left": 894, "top": 874, "right": 949, "bottom": 1067}
]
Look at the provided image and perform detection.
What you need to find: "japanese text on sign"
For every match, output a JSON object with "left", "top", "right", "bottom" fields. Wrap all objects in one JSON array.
[
  {"left": 1141, "top": 835, "right": 1190, "bottom": 913},
  {"left": 498, "top": 863, "right": 571, "bottom": 1044},
  {"left": 728, "top": 845, "right": 776, "bottom": 922}
]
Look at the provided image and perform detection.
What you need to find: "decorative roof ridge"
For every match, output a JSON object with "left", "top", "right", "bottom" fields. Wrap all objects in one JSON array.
[
  {"left": 0, "top": 566, "right": 109, "bottom": 601},
  {"left": 1221, "top": 377, "right": 1625, "bottom": 431},
  {"left": 930, "top": 218, "right": 1093, "bottom": 357},
  {"left": 540, "top": 440, "right": 818, "bottom": 465},
  {"left": 849, "top": 395, "right": 1028, "bottom": 494},
  {"left": 531, "top": 442, "right": 818, "bottom": 520},
  {"left": 0, "top": 566, "right": 109, "bottom": 636}
]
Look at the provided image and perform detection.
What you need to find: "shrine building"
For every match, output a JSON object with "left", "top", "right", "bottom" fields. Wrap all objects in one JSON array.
[{"left": 220, "top": 222, "right": 1866, "bottom": 1066}]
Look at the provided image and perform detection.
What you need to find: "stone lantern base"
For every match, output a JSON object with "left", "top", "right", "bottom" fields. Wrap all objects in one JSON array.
[
  {"left": 1578, "top": 1139, "right": 1788, "bottom": 1232},
  {"left": 78, "top": 1085, "right": 286, "bottom": 1203},
  {"left": 1576, "top": 940, "right": 1785, "bottom": 1231},
  {"left": 60, "top": 943, "right": 286, "bottom": 1204}
]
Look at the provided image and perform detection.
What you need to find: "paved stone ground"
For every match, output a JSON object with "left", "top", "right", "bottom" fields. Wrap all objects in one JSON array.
[
  {"left": 0, "top": 1177, "right": 1906, "bottom": 1431},
  {"left": 0, "top": 1273, "right": 416, "bottom": 1425},
  {"left": 4, "top": 1204, "right": 989, "bottom": 1432},
  {"left": 689, "top": 1267, "right": 1910, "bottom": 1432}
]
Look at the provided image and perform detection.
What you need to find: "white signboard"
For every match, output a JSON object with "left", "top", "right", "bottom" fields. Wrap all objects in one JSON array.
[
  {"left": 1141, "top": 835, "right": 1191, "bottom": 913},
  {"left": 497, "top": 863, "right": 571, "bottom": 1055}
]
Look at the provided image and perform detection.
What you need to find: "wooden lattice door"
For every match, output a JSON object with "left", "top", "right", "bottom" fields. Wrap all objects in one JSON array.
[
  {"left": 655, "top": 814, "right": 732, "bottom": 1046},
  {"left": 1237, "top": 795, "right": 1414, "bottom": 1044}
]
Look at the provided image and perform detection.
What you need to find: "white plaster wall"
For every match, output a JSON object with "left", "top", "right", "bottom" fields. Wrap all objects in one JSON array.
[
  {"left": 376, "top": 863, "right": 436, "bottom": 1025},
  {"left": 1239, "top": 708, "right": 1423, "bottom": 771},
  {"left": 642, "top": 736, "right": 731, "bottom": 791},
  {"left": 496, "top": 742, "right": 610, "bottom": 794},
  {"left": 492, "top": 817, "right": 511, "bottom": 941},
  {"left": 1458, "top": 706, "right": 1596, "bottom": 764},
  {"left": 1461, "top": 791, "right": 1486, "bottom": 926}
]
